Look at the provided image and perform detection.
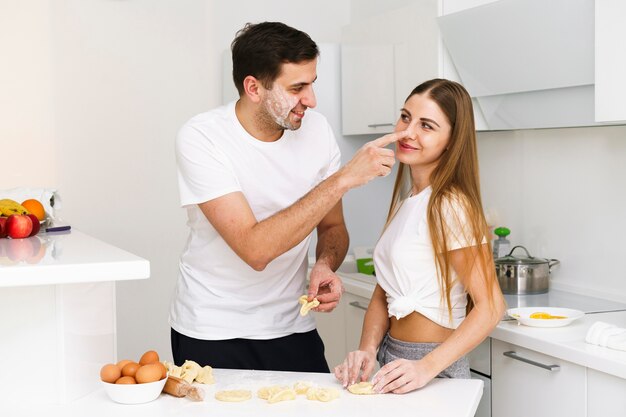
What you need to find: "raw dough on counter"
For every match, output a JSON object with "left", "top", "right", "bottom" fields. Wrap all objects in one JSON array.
[
  {"left": 306, "top": 387, "right": 340, "bottom": 402},
  {"left": 267, "top": 388, "right": 297, "bottom": 404},
  {"left": 181, "top": 360, "right": 201, "bottom": 383},
  {"left": 293, "top": 380, "right": 313, "bottom": 395},
  {"left": 347, "top": 381, "right": 376, "bottom": 395},
  {"left": 298, "top": 295, "right": 320, "bottom": 316},
  {"left": 162, "top": 360, "right": 215, "bottom": 384},
  {"left": 257, "top": 385, "right": 288, "bottom": 400},
  {"left": 215, "top": 390, "right": 252, "bottom": 402}
]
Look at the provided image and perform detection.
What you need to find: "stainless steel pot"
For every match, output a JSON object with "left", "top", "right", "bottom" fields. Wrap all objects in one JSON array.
[{"left": 495, "top": 246, "right": 560, "bottom": 295}]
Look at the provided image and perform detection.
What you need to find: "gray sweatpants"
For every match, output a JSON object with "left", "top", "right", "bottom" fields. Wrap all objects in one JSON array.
[{"left": 376, "top": 333, "right": 471, "bottom": 379}]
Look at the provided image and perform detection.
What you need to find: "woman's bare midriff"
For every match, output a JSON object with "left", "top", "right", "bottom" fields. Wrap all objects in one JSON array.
[{"left": 389, "top": 311, "right": 453, "bottom": 343}]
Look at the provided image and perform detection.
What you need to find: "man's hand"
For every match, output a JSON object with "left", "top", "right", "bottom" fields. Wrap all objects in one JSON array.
[
  {"left": 308, "top": 262, "right": 344, "bottom": 312},
  {"left": 338, "top": 130, "right": 408, "bottom": 189}
]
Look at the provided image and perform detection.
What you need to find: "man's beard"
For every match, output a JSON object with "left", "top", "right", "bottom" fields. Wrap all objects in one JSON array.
[{"left": 259, "top": 88, "right": 300, "bottom": 131}]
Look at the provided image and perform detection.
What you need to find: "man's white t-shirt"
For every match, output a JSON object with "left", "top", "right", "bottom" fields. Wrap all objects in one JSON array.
[{"left": 170, "top": 101, "right": 341, "bottom": 340}]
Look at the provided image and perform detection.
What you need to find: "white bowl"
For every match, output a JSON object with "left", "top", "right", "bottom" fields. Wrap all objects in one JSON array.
[
  {"left": 507, "top": 307, "right": 585, "bottom": 328},
  {"left": 102, "top": 377, "right": 167, "bottom": 404}
]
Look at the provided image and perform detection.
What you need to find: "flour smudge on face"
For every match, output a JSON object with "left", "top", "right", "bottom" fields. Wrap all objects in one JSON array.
[{"left": 265, "top": 87, "right": 300, "bottom": 130}]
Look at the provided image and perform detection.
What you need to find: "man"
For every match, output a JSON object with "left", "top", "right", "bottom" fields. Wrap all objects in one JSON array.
[{"left": 170, "top": 22, "right": 404, "bottom": 373}]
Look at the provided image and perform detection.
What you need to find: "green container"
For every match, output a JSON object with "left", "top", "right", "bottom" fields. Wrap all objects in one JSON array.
[{"left": 356, "top": 258, "right": 375, "bottom": 275}]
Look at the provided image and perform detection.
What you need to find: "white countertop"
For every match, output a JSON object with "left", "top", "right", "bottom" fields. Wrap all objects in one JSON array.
[
  {"left": 1, "top": 369, "right": 483, "bottom": 417},
  {"left": 0, "top": 229, "right": 150, "bottom": 287},
  {"left": 337, "top": 269, "right": 626, "bottom": 380},
  {"left": 492, "top": 310, "right": 626, "bottom": 379}
]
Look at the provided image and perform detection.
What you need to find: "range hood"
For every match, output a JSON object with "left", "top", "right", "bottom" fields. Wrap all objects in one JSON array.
[{"left": 438, "top": 0, "right": 597, "bottom": 130}]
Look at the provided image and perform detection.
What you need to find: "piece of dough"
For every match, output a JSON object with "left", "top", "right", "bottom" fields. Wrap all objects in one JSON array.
[
  {"left": 293, "top": 380, "right": 312, "bottom": 395},
  {"left": 267, "top": 388, "right": 297, "bottom": 404},
  {"left": 215, "top": 390, "right": 252, "bottom": 402},
  {"left": 181, "top": 360, "right": 201, "bottom": 384},
  {"left": 298, "top": 295, "right": 320, "bottom": 316},
  {"left": 195, "top": 365, "right": 215, "bottom": 384},
  {"left": 347, "top": 381, "right": 377, "bottom": 395},
  {"left": 306, "top": 387, "right": 340, "bottom": 402},
  {"left": 257, "top": 385, "right": 288, "bottom": 400},
  {"left": 162, "top": 361, "right": 183, "bottom": 378}
]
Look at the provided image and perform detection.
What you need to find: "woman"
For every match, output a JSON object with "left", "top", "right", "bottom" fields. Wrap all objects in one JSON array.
[{"left": 334, "top": 79, "right": 505, "bottom": 394}]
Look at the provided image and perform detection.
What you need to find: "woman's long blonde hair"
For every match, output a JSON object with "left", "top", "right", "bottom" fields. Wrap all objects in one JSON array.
[{"left": 385, "top": 79, "right": 496, "bottom": 320}]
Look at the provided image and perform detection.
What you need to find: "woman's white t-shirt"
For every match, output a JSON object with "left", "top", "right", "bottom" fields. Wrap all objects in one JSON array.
[
  {"left": 170, "top": 101, "right": 341, "bottom": 340},
  {"left": 373, "top": 186, "right": 474, "bottom": 329}
]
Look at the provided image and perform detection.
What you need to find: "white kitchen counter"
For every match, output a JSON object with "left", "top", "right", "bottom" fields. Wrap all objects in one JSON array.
[
  {"left": 0, "top": 229, "right": 149, "bottom": 286},
  {"left": 1, "top": 368, "right": 483, "bottom": 417},
  {"left": 492, "top": 311, "right": 626, "bottom": 379},
  {"left": 337, "top": 269, "right": 626, "bottom": 380},
  {"left": 0, "top": 229, "right": 150, "bottom": 405}
]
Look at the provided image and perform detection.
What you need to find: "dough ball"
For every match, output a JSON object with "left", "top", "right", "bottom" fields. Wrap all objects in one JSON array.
[
  {"left": 306, "top": 387, "right": 340, "bottom": 402},
  {"left": 267, "top": 388, "right": 297, "bottom": 404},
  {"left": 293, "top": 380, "right": 313, "bottom": 395},
  {"left": 347, "top": 381, "right": 377, "bottom": 395},
  {"left": 298, "top": 295, "right": 320, "bottom": 316},
  {"left": 257, "top": 385, "right": 287, "bottom": 400},
  {"left": 215, "top": 390, "right": 252, "bottom": 402}
]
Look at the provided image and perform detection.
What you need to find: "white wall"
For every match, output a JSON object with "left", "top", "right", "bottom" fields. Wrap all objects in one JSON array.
[
  {"left": 478, "top": 125, "right": 626, "bottom": 302},
  {"left": 0, "top": 0, "right": 352, "bottom": 362},
  {"left": 2, "top": 0, "right": 213, "bottom": 362},
  {"left": 0, "top": 1, "right": 56, "bottom": 187}
]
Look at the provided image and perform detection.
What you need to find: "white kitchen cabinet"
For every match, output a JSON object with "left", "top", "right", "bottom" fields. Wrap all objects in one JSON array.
[
  {"left": 491, "top": 339, "right": 586, "bottom": 417},
  {"left": 467, "top": 337, "right": 491, "bottom": 376},
  {"left": 315, "top": 290, "right": 373, "bottom": 369},
  {"left": 341, "top": 44, "right": 397, "bottom": 135},
  {"left": 341, "top": 0, "right": 439, "bottom": 135},
  {"left": 595, "top": 0, "right": 626, "bottom": 123},
  {"left": 344, "top": 292, "right": 370, "bottom": 352},
  {"left": 0, "top": 230, "right": 149, "bottom": 406},
  {"left": 587, "top": 369, "right": 626, "bottom": 417},
  {"left": 315, "top": 295, "right": 347, "bottom": 369}
]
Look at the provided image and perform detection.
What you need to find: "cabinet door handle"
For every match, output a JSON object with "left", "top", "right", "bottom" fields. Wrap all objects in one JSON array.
[
  {"left": 503, "top": 351, "right": 560, "bottom": 371},
  {"left": 367, "top": 123, "right": 394, "bottom": 128},
  {"left": 349, "top": 301, "right": 369, "bottom": 311}
]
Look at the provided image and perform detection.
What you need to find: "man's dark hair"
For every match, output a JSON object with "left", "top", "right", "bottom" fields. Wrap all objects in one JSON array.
[{"left": 231, "top": 22, "right": 319, "bottom": 96}]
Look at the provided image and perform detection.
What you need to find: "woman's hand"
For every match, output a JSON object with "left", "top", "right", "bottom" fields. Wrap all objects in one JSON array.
[
  {"left": 333, "top": 350, "right": 377, "bottom": 387},
  {"left": 372, "top": 359, "right": 437, "bottom": 394}
]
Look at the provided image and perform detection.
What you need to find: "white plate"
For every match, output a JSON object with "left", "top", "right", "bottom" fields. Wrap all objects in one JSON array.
[{"left": 507, "top": 307, "right": 585, "bottom": 328}]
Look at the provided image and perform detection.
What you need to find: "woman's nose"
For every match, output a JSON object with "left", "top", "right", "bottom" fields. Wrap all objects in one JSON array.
[{"left": 405, "top": 123, "right": 419, "bottom": 140}]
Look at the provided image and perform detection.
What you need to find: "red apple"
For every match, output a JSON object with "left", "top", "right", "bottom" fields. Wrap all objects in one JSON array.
[
  {"left": 27, "top": 214, "right": 40, "bottom": 236},
  {"left": 0, "top": 217, "right": 7, "bottom": 238},
  {"left": 5, "top": 214, "right": 33, "bottom": 239}
]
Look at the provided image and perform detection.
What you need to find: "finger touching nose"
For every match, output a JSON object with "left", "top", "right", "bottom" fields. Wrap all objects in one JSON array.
[{"left": 374, "top": 130, "right": 409, "bottom": 148}]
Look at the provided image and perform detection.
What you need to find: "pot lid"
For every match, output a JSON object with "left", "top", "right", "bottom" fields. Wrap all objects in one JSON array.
[{"left": 495, "top": 245, "right": 548, "bottom": 265}]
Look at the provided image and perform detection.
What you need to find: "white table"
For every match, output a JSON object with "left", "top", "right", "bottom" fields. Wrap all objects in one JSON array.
[
  {"left": 0, "top": 230, "right": 149, "bottom": 405},
  {"left": 1, "top": 368, "right": 483, "bottom": 417}
]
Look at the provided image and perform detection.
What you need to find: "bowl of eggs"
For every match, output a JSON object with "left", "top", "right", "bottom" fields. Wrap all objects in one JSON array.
[{"left": 100, "top": 350, "right": 168, "bottom": 404}]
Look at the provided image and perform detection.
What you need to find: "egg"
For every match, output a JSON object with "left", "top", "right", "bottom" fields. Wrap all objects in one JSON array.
[
  {"left": 135, "top": 363, "right": 163, "bottom": 383},
  {"left": 157, "top": 362, "right": 167, "bottom": 379},
  {"left": 115, "top": 376, "right": 137, "bottom": 384},
  {"left": 100, "top": 363, "right": 121, "bottom": 383},
  {"left": 139, "top": 350, "right": 160, "bottom": 365},
  {"left": 121, "top": 362, "right": 141, "bottom": 377},
  {"left": 116, "top": 359, "right": 132, "bottom": 370}
]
